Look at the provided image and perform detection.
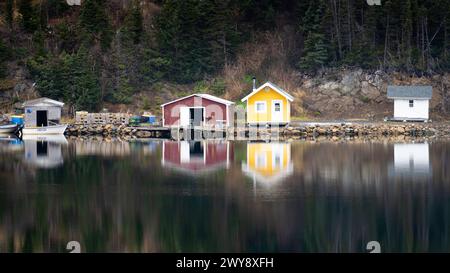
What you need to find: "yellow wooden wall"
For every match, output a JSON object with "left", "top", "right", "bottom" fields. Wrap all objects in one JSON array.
[{"left": 246, "top": 87, "right": 290, "bottom": 123}]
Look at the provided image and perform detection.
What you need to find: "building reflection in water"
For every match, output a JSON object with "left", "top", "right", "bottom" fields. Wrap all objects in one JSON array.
[
  {"left": 23, "top": 135, "right": 67, "bottom": 168},
  {"left": 242, "top": 142, "right": 293, "bottom": 185},
  {"left": 75, "top": 139, "right": 131, "bottom": 156},
  {"left": 161, "top": 140, "right": 233, "bottom": 175},
  {"left": 389, "top": 142, "right": 431, "bottom": 178},
  {"left": 0, "top": 136, "right": 23, "bottom": 153}
]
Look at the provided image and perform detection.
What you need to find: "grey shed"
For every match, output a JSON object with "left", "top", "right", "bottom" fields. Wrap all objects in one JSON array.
[{"left": 22, "top": 98, "right": 64, "bottom": 127}]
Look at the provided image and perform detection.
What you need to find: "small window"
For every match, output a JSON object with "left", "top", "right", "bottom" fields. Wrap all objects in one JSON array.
[
  {"left": 255, "top": 101, "right": 266, "bottom": 113},
  {"left": 274, "top": 102, "right": 281, "bottom": 112},
  {"left": 409, "top": 100, "right": 414, "bottom": 107}
]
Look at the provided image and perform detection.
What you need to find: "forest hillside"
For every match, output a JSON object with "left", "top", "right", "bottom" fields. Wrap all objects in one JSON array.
[{"left": 0, "top": 0, "right": 449, "bottom": 120}]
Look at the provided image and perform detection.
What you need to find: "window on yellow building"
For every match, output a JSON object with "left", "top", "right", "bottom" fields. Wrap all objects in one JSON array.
[
  {"left": 274, "top": 102, "right": 281, "bottom": 112},
  {"left": 255, "top": 101, "right": 266, "bottom": 113}
]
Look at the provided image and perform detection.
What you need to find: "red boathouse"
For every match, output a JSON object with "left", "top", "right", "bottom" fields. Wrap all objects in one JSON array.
[
  {"left": 161, "top": 141, "right": 233, "bottom": 174},
  {"left": 161, "top": 94, "right": 235, "bottom": 128}
]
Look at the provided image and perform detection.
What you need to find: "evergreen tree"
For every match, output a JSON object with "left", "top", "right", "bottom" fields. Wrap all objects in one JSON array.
[
  {"left": 139, "top": 47, "right": 170, "bottom": 86},
  {"left": 108, "top": 40, "right": 135, "bottom": 104},
  {"left": 4, "top": 0, "right": 450, "bottom": 98},
  {"left": 44, "top": 0, "right": 70, "bottom": 19},
  {"left": 242, "top": 0, "right": 278, "bottom": 30},
  {"left": 156, "top": 0, "right": 241, "bottom": 83},
  {"left": 112, "top": 66, "right": 134, "bottom": 104},
  {"left": 5, "top": 0, "right": 14, "bottom": 29},
  {"left": 156, "top": 0, "right": 205, "bottom": 82},
  {"left": 79, "top": 0, "right": 113, "bottom": 50},
  {"left": 27, "top": 54, "right": 68, "bottom": 100},
  {"left": 19, "top": 0, "right": 38, "bottom": 33},
  {"left": 55, "top": 20, "right": 78, "bottom": 53},
  {"left": 207, "top": 0, "right": 241, "bottom": 68},
  {"left": 401, "top": 0, "right": 414, "bottom": 70},
  {"left": 299, "top": 0, "right": 329, "bottom": 72},
  {"left": 122, "top": 1, "right": 144, "bottom": 45},
  {"left": 340, "top": 2, "right": 379, "bottom": 68},
  {"left": 28, "top": 48, "right": 101, "bottom": 112},
  {"left": 444, "top": 1, "right": 450, "bottom": 69},
  {"left": 32, "top": 30, "right": 47, "bottom": 57},
  {"left": 71, "top": 48, "right": 102, "bottom": 111},
  {"left": 0, "top": 39, "right": 11, "bottom": 78}
]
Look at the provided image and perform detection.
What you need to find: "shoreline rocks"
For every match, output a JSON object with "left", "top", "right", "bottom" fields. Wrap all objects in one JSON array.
[
  {"left": 64, "top": 122, "right": 450, "bottom": 139},
  {"left": 64, "top": 124, "right": 169, "bottom": 138},
  {"left": 281, "top": 123, "right": 445, "bottom": 138}
]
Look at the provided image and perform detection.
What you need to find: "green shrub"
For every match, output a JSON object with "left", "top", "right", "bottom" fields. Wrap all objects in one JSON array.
[
  {"left": 210, "top": 78, "right": 226, "bottom": 95},
  {"left": 360, "top": 96, "right": 370, "bottom": 103},
  {"left": 194, "top": 80, "right": 209, "bottom": 93}
]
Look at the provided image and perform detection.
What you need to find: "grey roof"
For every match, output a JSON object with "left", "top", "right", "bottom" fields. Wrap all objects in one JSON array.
[
  {"left": 22, "top": 97, "right": 65, "bottom": 107},
  {"left": 387, "top": 86, "right": 432, "bottom": 99}
]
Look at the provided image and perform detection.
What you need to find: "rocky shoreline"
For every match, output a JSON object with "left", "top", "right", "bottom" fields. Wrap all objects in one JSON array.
[
  {"left": 65, "top": 124, "right": 169, "bottom": 138},
  {"left": 281, "top": 123, "right": 450, "bottom": 138},
  {"left": 64, "top": 122, "right": 450, "bottom": 139}
]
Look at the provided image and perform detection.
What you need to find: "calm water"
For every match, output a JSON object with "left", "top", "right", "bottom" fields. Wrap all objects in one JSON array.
[{"left": 0, "top": 136, "right": 449, "bottom": 253}]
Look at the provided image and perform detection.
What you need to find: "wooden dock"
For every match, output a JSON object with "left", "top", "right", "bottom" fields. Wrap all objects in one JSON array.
[
  {"left": 169, "top": 126, "right": 284, "bottom": 141},
  {"left": 132, "top": 127, "right": 171, "bottom": 138},
  {"left": 170, "top": 127, "right": 228, "bottom": 140}
]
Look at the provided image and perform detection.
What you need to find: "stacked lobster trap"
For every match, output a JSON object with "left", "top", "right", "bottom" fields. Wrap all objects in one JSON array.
[{"left": 75, "top": 111, "right": 132, "bottom": 125}]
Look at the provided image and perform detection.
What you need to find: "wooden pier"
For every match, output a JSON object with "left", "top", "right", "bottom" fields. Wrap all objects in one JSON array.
[
  {"left": 170, "top": 127, "right": 228, "bottom": 140},
  {"left": 132, "top": 127, "right": 171, "bottom": 138},
  {"left": 168, "top": 126, "right": 285, "bottom": 141},
  {"left": 66, "top": 124, "right": 288, "bottom": 140}
]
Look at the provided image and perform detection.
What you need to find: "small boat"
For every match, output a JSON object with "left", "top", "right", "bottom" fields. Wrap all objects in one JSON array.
[
  {"left": 22, "top": 134, "right": 68, "bottom": 144},
  {"left": 22, "top": 124, "right": 68, "bottom": 135},
  {"left": 0, "top": 124, "right": 19, "bottom": 134}
]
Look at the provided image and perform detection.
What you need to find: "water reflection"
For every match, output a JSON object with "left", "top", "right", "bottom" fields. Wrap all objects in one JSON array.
[
  {"left": 23, "top": 135, "right": 67, "bottom": 169},
  {"left": 242, "top": 142, "right": 293, "bottom": 184},
  {"left": 389, "top": 142, "right": 431, "bottom": 178},
  {"left": 161, "top": 140, "right": 233, "bottom": 175},
  {"left": 0, "top": 138, "right": 450, "bottom": 252},
  {"left": 0, "top": 136, "right": 23, "bottom": 152},
  {"left": 74, "top": 138, "right": 131, "bottom": 157}
]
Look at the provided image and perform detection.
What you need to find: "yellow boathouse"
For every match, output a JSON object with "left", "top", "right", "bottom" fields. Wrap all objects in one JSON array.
[
  {"left": 241, "top": 81, "right": 293, "bottom": 126},
  {"left": 242, "top": 142, "right": 293, "bottom": 184}
]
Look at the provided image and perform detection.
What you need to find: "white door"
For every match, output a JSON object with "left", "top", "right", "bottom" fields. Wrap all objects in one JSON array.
[
  {"left": 271, "top": 100, "right": 283, "bottom": 122},
  {"left": 256, "top": 152, "right": 267, "bottom": 168},
  {"left": 180, "top": 141, "right": 190, "bottom": 163},
  {"left": 272, "top": 144, "right": 283, "bottom": 169},
  {"left": 179, "top": 107, "right": 190, "bottom": 127}
]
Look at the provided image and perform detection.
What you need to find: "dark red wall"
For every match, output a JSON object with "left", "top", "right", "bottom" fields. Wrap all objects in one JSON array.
[
  {"left": 162, "top": 141, "right": 233, "bottom": 172},
  {"left": 163, "top": 96, "right": 227, "bottom": 126}
]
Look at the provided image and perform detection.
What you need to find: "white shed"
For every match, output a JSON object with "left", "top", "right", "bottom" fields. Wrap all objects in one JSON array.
[
  {"left": 22, "top": 98, "right": 65, "bottom": 127},
  {"left": 387, "top": 86, "right": 432, "bottom": 121}
]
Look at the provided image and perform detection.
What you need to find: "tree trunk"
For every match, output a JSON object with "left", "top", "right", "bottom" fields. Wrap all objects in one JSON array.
[
  {"left": 383, "top": 14, "right": 389, "bottom": 68},
  {"left": 421, "top": 17, "right": 425, "bottom": 70},
  {"left": 347, "top": 0, "right": 352, "bottom": 50},
  {"left": 425, "top": 16, "right": 430, "bottom": 71},
  {"left": 441, "top": 80, "right": 448, "bottom": 113},
  {"left": 223, "top": 31, "right": 227, "bottom": 67},
  {"left": 331, "top": 0, "right": 342, "bottom": 59}
]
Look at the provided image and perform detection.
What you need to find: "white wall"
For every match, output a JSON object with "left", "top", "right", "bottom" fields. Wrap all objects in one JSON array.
[
  {"left": 394, "top": 99, "right": 429, "bottom": 119},
  {"left": 394, "top": 143, "right": 430, "bottom": 174}
]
